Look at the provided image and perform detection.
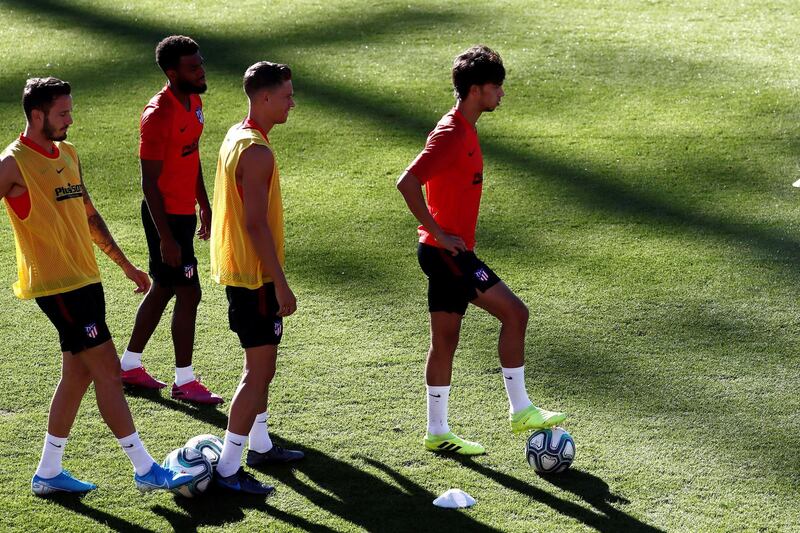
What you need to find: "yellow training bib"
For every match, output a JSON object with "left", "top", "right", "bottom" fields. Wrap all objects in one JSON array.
[
  {"left": 2, "top": 138, "right": 100, "bottom": 299},
  {"left": 210, "top": 123, "right": 284, "bottom": 289}
]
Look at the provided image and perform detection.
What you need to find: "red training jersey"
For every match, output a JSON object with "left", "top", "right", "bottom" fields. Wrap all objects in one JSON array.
[
  {"left": 139, "top": 85, "right": 204, "bottom": 215},
  {"left": 406, "top": 108, "right": 483, "bottom": 251}
]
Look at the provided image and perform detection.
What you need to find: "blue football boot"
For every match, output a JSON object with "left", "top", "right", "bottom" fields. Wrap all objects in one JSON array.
[
  {"left": 32, "top": 470, "right": 97, "bottom": 496},
  {"left": 134, "top": 462, "right": 194, "bottom": 493},
  {"left": 214, "top": 467, "right": 275, "bottom": 495}
]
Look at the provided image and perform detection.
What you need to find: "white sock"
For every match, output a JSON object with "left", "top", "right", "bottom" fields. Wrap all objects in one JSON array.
[
  {"left": 502, "top": 366, "right": 533, "bottom": 414},
  {"left": 175, "top": 365, "right": 195, "bottom": 387},
  {"left": 217, "top": 431, "right": 247, "bottom": 478},
  {"left": 426, "top": 385, "right": 451, "bottom": 435},
  {"left": 118, "top": 432, "right": 155, "bottom": 476},
  {"left": 249, "top": 411, "right": 274, "bottom": 453},
  {"left": 35, "top": 433, "right": 67, "bottom": 479},
  {"left": 120, "top": 349, "right": 143, "bottom": 371}
]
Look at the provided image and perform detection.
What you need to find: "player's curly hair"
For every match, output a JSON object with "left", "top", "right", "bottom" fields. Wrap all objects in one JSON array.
[
  {"left": 155, "top": 35, "right": 199, "bottom": 73},
  {"left": 22, "top": 77, "right": 71, "bottom": 120},
  {"left": 243, "top": 62, "right": 292, "bottom": 97},
  {"left": 452, "top": 45, "right": 505, "bottom": 100}
]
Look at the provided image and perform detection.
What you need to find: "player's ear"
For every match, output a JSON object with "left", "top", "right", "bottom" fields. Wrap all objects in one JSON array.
[
  {"left": 30, "top": 108, "right": 44, "bottom": 125},
  {"left": 165, "top": 68, "right": 179, "bottom": 84},
  {"left": 467, "top": 84, "right": 481, "bottom": 101}
]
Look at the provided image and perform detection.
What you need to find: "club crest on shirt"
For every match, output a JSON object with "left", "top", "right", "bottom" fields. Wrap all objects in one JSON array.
[
  {"left": 184, "top": 264, "right": 195, "bottom": 279},
  {"left": 84, "top": 323, "right": 99, "bottom": 339},
  {"left": 274, "top": 320, "right": 283, "bottom": 337},
  {"left": 196, "top": 107, "right": 204, "bottom": 125},
  {"left": 474, "top": 268, "right": 490, "bottom": 282}
]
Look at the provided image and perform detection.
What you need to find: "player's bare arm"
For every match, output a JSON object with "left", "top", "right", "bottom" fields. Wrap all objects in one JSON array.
[
  {"left": 80, "top": 163, "right": 150, "bottom": 293},
  {"left": 396, "top": 170, "right": 466, "bottom": 253},
  {"left": 141, "top": 158, "right": 181, "bottom": 267},
  {"left": 238, "top": 144, "right": 296, "bottom": 317},
  {"left": 195, "top": 163, "right": 211, "bottom": 240},
  {"left": 0, "top": 154, "right": 26, "bottom": 201}
]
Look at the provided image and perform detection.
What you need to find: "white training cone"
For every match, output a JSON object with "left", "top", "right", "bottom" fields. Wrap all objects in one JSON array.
[
  {"left": 433, "top": 489, "right": 476, "bottom": 508},
  {"left": 793, "top": 178, "right": 800, "bottom": 188}
]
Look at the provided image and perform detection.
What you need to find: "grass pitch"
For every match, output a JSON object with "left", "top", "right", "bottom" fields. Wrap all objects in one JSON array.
[{"left": 1, "top": 0, "right": 799, "bottom": 531}]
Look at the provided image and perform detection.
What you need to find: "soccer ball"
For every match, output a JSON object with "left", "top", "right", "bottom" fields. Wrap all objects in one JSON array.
[
  {"left": 185, "top": 434, "right": 224, "bottom": 470},
  {"left": 525, "top": 427, "right": 575, "bottom": 473},
  {"left": 162, "top": 446, "right": 213, "bottom": 497}
]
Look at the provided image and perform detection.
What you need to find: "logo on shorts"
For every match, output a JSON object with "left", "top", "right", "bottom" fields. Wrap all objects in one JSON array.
[
  {"left": 184, "top": 264, "right": 195, "bottom": 279},
  {"left": 274, "top": 320, "right": 282, "bottom": 337},
  {"left": 475, "top": 268, "right": 490, "bottom": 282},
  {"left": 84, "top": 323, "right": 99, "bottom": 339},
  {"left": 196, "top": 107, "right": 204, "bottom": 125}
]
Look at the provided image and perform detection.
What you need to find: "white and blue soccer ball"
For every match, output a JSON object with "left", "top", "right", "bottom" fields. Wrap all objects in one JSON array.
[
  {"left": 185, "top": 434, "right": 223, "bottom": 470},
  {"left": 525, "top": 427, "right": 575, "bottom": 473},
  {"left": 163, "top": 446, "right": 213, "bottom": 497}
]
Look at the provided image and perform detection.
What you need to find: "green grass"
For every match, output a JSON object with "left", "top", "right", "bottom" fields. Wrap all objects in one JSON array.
[{"left": 1, "top": 0, "right": 799, "bottom": 530}]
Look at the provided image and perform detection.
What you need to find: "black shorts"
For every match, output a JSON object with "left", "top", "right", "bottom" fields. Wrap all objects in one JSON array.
[
  {"left": 142, "top": 200, "right": 199, "bottom": 286},
  {"left": 226, "top": 283, "right": 284, "bottom": 348},
  {"left": 35, "top": 283, "right": 112, "bottom": 354},
  {"left": 417, "top": 243, "right": 501, "bottom": 315}
]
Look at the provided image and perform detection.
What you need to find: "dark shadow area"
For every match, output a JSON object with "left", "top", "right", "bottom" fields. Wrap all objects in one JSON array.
[
  {"left": 151, "top": 486, "right": 275, "bottom": 532},
  {"left": 46, "top": 493, "right": 156, "bottom": 533},
  {"left": 259, "top": 440, "right": 497, "bottom": 532},
  {"left": 0, "top": 0, "right": 467, "bottom": 104},
  {"left": 455, "top": 458, "right": 663, "bottom": 533},
  {"left": 124, "top": 386, "right": 227, "bottom": 430}
]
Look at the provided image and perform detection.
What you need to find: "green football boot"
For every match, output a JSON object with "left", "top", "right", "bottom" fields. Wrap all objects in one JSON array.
[
  {"left": 510, "top": 404, "right": 567, "bottom": 433},
  {"left": 423, "top": 431, "right": 485, "bottom": 456}
]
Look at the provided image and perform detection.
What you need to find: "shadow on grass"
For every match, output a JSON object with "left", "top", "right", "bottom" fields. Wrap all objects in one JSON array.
[
  {"left": 151, "top": 488, "right": 280, "bottom": 532},
  {"left": 261, "top": 441, "right": 498, "bottom": 532},
  {"left": 46, "top": 493, "right": 156, "bottom": 533},
  {"left": 124, "top": 386, "right": 227, "bottom": 430},
  {"left": 455, "top": 458, "right": 662, "bottom": 533}
]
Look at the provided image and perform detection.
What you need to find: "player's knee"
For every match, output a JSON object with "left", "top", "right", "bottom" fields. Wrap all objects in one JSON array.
[
  {"left": 242, "top": 365, "right": 274, "bottom": 388},
  {"left": 430, "top": 335, "right": 459, "bottom": 358},
  {"left": 92, "top": 367, "right": 123, "bottom": 389},
  {"left": 62, "top": 364, "right": 91, "bottom": 387},
  {"left": 503, "top": 301, "right": 529, "bottom": 330},
  {"left": 177, "top": 285, "right": 202, "bottom": 308}
]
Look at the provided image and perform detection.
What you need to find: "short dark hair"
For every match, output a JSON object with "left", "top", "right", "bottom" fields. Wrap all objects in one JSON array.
[
  {"left": 452, "top": 45, "right": 505, "bottom": 100},
  {"left": 243, "top": 61, "right": 292, "bottom": 97},
  {"left": 22, "top": 77, "right": 71, "bottom": 120},
  {"left": 155, "top": 35, "right": 199, "bottom": 73}
]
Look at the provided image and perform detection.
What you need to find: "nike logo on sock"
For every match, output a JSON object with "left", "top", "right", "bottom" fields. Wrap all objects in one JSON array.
[
  {"left": 505, "top": 376, "right": 513, "bottom": 380},
  {"left": 123, "top": 444, "right": 135, "bottom": 448},
  {"left": 231, "top": 440, "right": 242, "bottom": 446},
  {"left": 257, "top": 420, "right": 267, "bottom": 424},
  {"left": 429, "top": 394, "right": 441, "bottom": 398},
  {"left": 48, "top": 442, "right": 62, "bottom": 448},
  {"left": 56, "top": 167, "right": 65, "bottom": 174}
]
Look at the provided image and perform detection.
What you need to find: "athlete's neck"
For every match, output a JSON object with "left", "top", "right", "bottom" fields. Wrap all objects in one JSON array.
[
  {"left": 167, "top": 82, "right": 192, "bottom": 111},
  {"left": 21, "top": 126, "right": 57, "bottom": 154},
  {"left": 455, "top": 99, "right": 482, "bottom": 126},
  {"left": 245, "top": 112, "right": 275, "bottom": 136}
]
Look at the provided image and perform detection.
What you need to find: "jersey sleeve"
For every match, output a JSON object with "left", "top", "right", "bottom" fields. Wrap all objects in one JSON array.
[
  {"left": 139, "top": 105, "right": 170, "bottom": 160},
  {"left": 406, "top": 125, "right": 460, "bottom": 184}
]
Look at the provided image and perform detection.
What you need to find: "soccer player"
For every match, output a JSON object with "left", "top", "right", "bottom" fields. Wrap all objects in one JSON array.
[
  {"left": 119, "top": 35, "right": 222, "bottom": 405},
  {"left": 396, "top": 46, "right": 567, "bottom": 455},
  {"left": 0, "top": 77, "right": 193, "bottom": 494},
  {"left": 209, "top": 61, "right": 304, "bottom": 495}
]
